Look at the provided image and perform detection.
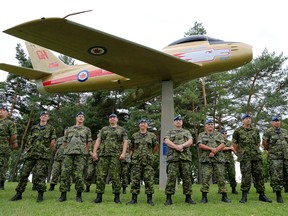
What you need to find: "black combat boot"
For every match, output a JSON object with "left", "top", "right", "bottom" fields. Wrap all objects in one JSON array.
[
  {"left": 232, "top": 187, "right": 239, "bottom": 194},
  {"left": 37, "top": 191, "right": 44, "bottom": 202},
  {"left": 164, "top": 194, "right": 173, "bottom": 205},
  {"left": 122, "top": 187, "right": 127, "bottom": 194},
  {"left": 259, "top": 192, "right": 272, "bottom": 203},
  {"left": 58, "top": 192, "right": 67, "bottom": 202},
  {"left": 200, "top": 192, "right": 208, "bottom": 204},
  {"left": 185, "top": 194, "right": 196, "bottom": 204},
  {"left": 94, "top": 193, "right": 103, "bottom": 203},
  {"left": 276, "top": 191, "right": 283, "bottom": 203},
  {"left": 239, "top": 191, "right": 248, "bottom": 203},
  {"left": 221, "top": 193, "right": 231, "bottom": 203},
  {"left": 0, "top": 180, "right": 4, "bottom": 190},
  {"left": 127, "top": 194, "right": 137, "bottom": 204},
  {"left": 147, "top": 194, "right": 154, "bottom": 206},
  {"left": 11, "top": 191, "right": 23, "bottom": 201},
  {"left": 76, "top": 191, "right": 83, "bottom": 203},
  {"left": 48, "top": 184, "right": 55, "bottom": 191},
  {"left": 85, "top": 185, "right": 90, "bottom": 192},
  {"left": 32, "top": 184, "right": 36, "bottom": 191},
  {"left": 114, "top": 193, "right": 121, "bottom": 204}
]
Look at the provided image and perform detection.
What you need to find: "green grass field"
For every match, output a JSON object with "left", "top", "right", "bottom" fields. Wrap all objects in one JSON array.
[{"left": 0, "top": 182, "right": 288, "bottom": 216}]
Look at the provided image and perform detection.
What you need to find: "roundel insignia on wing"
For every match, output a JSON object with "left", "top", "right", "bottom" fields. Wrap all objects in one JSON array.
[
  {"left": 77, "top": 70, "right": 89, "bottom": 82},
  {"left": 88, "top": 46, "right": 107, "bottom": 55}
]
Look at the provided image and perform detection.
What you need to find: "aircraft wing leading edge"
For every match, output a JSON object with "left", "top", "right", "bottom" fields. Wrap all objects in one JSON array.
[{"left": 4, "top": 18, "right": 201, "bottom": 83}]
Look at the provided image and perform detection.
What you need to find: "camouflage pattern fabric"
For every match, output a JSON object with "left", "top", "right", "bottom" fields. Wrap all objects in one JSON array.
[
  {"left": 197, "top": 131, "right": 225, "bottom": 163},
  {"left": 85, "top": 156, "right": 97, "bottom": 187},
  {"left": 97, "top": 126, "right": 128, "bottom": 157},
  {"left": 200, "top": 162, "right": 227, "bottom": 193},
  {"left": 263, "top": 127, "right": 288, "bottom": 191},
  {"left": 50, "top": 136, "right": 65, "bottom": 184},
  {"left": 165, "top": 129, "right": 192, "bottom": 162},
  {"left": 233, "top": 126, "right": 265, "bottom": 192},
  {"left": 121, "top": 162, "right": 130, "bottom": 189},
  {"left": 95, "top": 156, "right": 121, "bottom": 194},
  {"left": 130, "top": 132, "right": 158, "bottom": 194},
  {"left": 0, "top": 118, "right": 17, "bottom": 181},
  {"left": 223, "top": 140, "right": 237, "bottom": 188}
]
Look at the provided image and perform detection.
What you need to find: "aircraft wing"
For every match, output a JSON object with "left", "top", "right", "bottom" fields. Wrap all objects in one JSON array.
[
  {"left": 0, "top": 63, "right": 52, "bottom": 80},
  {"left": 4, "top": 17, "right": 200, "bottom": 83}
]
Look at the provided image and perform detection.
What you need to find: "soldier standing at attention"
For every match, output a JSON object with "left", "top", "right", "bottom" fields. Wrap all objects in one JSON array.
[
  {"left": 11, "top": 111, "right": 56, "bottom": 202},
  {"left": 127, "top": 119, "right": 158, "bottom": 205},
  {"left": 262, "top": 116, "right": 288, "bottom": 203},
  {"left": 48, "top": 128, "right": 67, "bottom": 191},
  {"left": 0, "top": 104, "right": 18, "bottom": 190},
  {"left": 233, "top": 113, "right": 272, "bottom": 203},
  {"left": 92, "top": 113, "right": 128, "bottom": 204},
  {"left": 58, "top": 112, "right": 92, "bottom": 203},
  {"left": 197, "top": 119, "right": 230, "bottom": 203},
  {"left": 221, "top": 128, "right": 238, "bottom": 194},
  {"left": 164, "top": 115, "right": 196, "bottom": 205}
]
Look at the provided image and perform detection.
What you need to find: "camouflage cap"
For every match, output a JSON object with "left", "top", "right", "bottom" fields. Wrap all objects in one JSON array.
[
  {"left": 40, "top": 111, "right": 49, "bottom": 116},
  {"left": 174, "top": 114, "right": 182, "bottom": 121}
]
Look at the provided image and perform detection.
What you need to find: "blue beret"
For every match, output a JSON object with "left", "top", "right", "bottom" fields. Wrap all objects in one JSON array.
[
  {"left": 40, "top": 111, "right": 49, "bottom": 116},
  {"left": 109, "top": 113, "right": 117, "bottom": 118},
  {"left": 241, "top": 113, "right": 250, "bottom": 120},
  {"left": 272, "top": 116, "right": 280, "bottom": 121},
  {"left": 76, "top": 111, "right": 85, "bottom": 117},
  {"left": 174, "top": 114, "right": 182, "bottom": 121},
  {"left": 205, "top": 119, "right": 213, "bottom": 124},
  {"left": 0, "top": 104, "right": 8, "bottom": 112},
  {"left": 139, "top": 119, "right": 148, "bottom": 124},
  {"left": 221, "top": 128, "right": 227, "bottom": 134}
]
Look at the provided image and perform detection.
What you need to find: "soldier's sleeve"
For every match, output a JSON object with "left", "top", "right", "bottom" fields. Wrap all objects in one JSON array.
[
  {"left": 262, "top": 129, "right": 269, "bottom": 142},
  {"left": 152, "top": 133, "right": 159, "bottom": 148},
  {"left": 164, "top": 130, "right": 171, "bottom": 140},
  {"left": 87, "top": 127, "right": 93, "bottom": 142},
  {"left": 50, "top": 126, "right": 57, "bottom": 140},
  {"left": 9, "top": 120, "right": 17, "bottom": 137},
  {"left": 232, "top": 129, "right": 239, "bottom": 144},
  {"left": 197, "top": 133, "right": 203, "bottom": 145},
  {"left": 97, "top": 128, "right": 103, "bottom": 140},
  {"left": 185, "top": 129, "right": 192, "bottom": 140},
  {"left": 122, "top": 128, "right": 129, "bottom": 141}
]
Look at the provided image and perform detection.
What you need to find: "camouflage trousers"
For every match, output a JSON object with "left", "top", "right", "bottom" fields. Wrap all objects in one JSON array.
[
  {"left": 130, "top": 162, "right": 154, "bottom": 195},
  {"left": 240, "top": 159, "right": 265, "bottom": 192},
  {"left": 269, "top": 159, "right": 288, "bottom": 191},
  {"left": 201, "top": 162, "right": 227, "bottom": 193},
  {"left": 85, "top": 160, "right": 97, "bottom": 187},
  {"left": 59, "top": 154, "right": 86, "bottom": 192},
  {"left": 224, "top": 162, "right": 237, "bottom": 188},
  {"left": 16, "top": 157, "right": 49, "bottom": 192},
  {"left": 121, "top": 162, "right": 130, "bottom": 188},
  {"left": 50, "top": 160, "right": 62, "bottom": 185},
  {"left": 95, "top": 156, "right": 121, "bottom": 194},
  {"left": 165, "top": 160, "right": 192, "bottom": 195},
  {"left": 0, "top": 153, "right": 9, "bottom": 181}
]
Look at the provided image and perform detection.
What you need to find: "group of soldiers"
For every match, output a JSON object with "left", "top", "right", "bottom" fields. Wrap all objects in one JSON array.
[{"left": 1, "top": 103, "right": 288, "bottom": 205}]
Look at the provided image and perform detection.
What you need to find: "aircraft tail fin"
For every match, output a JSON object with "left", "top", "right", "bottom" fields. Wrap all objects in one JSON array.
[{"left": 25, "top": 41, "right": 69, "bottom": 72}]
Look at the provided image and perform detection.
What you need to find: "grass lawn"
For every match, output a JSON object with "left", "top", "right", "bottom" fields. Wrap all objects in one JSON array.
[{"left": 1, "top": 182, "right": 288, "bottom": 216}]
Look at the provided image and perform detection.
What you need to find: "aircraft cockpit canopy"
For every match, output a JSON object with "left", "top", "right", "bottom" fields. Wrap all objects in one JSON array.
[{"left": 168, "top": 35, "right": 224, "bottom": 46}]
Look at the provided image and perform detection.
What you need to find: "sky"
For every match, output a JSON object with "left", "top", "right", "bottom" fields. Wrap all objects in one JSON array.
[{"left": 0, "top": 0, "right": 287, "bottom": 81}]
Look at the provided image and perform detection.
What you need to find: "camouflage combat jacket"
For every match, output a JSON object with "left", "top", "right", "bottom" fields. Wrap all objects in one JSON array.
[
  {"left": 165, "top": 128, "right": 192, "bottom": 162},
  {"left": 54, "top": 136, "right": 65, "bottom": 161},
  {"left": 232, "top": 126, "right": 261, "bottom": 162},
  {"left": 223, "top": 139, "right": 235, "bottom": 163},
  {"left": 263, "top": 127, "right": 288, "bottom": 160},
  {"left": 197, "top": 131, "right": 225, "bottom": 163},
  {"left": 64, "top": 125, "right": 92, "bottom": 155},
  {"left": 131, "top": 132, "right": 158, "bottom": 165},
  {"left": 97, "top": 126, "right": 128, "bottom": 157},
  {"left": 0, "top": 118, "right": 17, "bottom": 154},
  {"left": 122, "top": 141, "right": 131, "bottom": 163},
  {"left": 25, "top": 123, "right": 56, "bottom": 160}
]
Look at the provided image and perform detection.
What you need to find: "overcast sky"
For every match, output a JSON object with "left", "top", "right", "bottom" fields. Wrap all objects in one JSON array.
[{"left": 0, "top": 0, "right": 287, "bottom": 81}]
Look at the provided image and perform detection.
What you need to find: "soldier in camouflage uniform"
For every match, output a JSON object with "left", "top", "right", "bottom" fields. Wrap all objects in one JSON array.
[
  {"left": 233, "top": 113, "right": 271, "bottom": 203},
  {"left": 127, "top": 119, "right": 158, "bottom": 206},
  {"left": 262, "top": 116, "right": 288, "bottom": 203},
  {"left": 197, "top": 119, "right": 230, "bottom": 203},
  {"left": 58, "top": 112, "right": 92, "bottom": 203},
  {"left": 221, "top": 128, "right": 238, "bottom": 194},
  {"left": 84, "top": 144, "right": 97, "bottom": 192},
  {"left": 11, "top": 111, "right": 56, "bottom": 202},
  {"left": 0, "top": 104, "right": 18, "bottom": 190},
  {"left": 121, "top": 141, "right": 131, "bottom": 194},
  {"left": 92, "top": 113, "right": 128, "bottom": 204},
  {"left": 164, "top": 115, "right": 196, "bottom": 205},
  {"left": 48, "top": 128, "right": 67, "bottom": 191}
]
